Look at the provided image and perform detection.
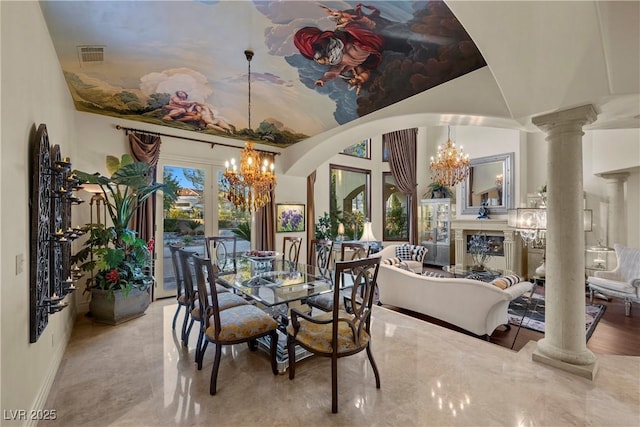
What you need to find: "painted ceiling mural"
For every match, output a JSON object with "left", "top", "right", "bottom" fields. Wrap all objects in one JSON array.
[{"left": 41, "top": 1, "right": 486, "bottom": 147}]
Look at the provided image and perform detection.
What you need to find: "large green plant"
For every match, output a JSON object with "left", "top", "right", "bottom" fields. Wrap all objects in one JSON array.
[{"left": 72, "top": 154, "right": 175, "bottom": 296}]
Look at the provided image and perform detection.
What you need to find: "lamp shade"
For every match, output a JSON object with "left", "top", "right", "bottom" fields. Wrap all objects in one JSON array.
[
  {"left": 508, "top": 207, "right": 593, "bottom": 231},
  {"left": 360, "top": 222, "right": 377, "bottom": 242},
  {"left": 337, "top": 223, "right": 345, "bottom": 235}
]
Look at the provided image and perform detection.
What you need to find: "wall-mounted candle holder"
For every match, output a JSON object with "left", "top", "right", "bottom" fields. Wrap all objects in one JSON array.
[{"left": 30, "top": 126, "right": 76, "bottom": 342}]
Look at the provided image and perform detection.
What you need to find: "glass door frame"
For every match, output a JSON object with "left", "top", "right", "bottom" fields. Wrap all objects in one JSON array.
[{"left": 154, "top": 156, "right": 223, "bottom": 300}]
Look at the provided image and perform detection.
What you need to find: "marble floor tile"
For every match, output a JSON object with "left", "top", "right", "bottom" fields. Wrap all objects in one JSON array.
[{"left": 44, "top": 299, "right": 640, "bottom": 426}]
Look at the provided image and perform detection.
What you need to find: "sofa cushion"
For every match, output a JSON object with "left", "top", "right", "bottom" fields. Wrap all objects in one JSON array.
[
  {"left": 382, "top": 257, "right": 404, "bottom": 266},
  {"left": 491, "top": 274, "right": 522, "bottom": 290},
  {"left": 395, "top": 244, "right": 426, "bottom": 262}
]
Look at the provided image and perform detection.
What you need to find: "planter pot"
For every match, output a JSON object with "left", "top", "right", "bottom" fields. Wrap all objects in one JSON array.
[{"left": 89, "top": 288, "right": 150, "bottom": 325}]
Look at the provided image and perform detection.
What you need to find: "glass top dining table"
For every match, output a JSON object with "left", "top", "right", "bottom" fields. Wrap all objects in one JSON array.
[{"left": 215, "top": 256, "right": 334, "bottom": 307}]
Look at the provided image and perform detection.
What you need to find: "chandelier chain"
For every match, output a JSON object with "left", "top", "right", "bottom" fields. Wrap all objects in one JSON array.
[{"left": 221, "top": 50, "right": 276, "bottom": 212}]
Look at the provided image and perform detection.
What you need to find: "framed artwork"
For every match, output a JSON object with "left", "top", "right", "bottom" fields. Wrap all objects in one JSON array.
[
  {"left": 341, "top": 139, "right": 370, "bottom": 159},
  {"left": 276, "top": 203, "right": 305, "bottom": 232}
]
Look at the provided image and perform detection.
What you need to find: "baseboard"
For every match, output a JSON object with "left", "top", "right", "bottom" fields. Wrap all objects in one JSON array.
[{"left": 24, "top": 312, "right": 74, "bottom": 427}]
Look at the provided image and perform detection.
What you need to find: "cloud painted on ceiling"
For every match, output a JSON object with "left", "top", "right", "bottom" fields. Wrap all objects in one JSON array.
[{"left": 41, "top": 0, "right": 485, "bottom": 146}]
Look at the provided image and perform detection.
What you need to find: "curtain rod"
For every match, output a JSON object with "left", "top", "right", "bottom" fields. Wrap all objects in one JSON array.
[{"left": 115, "top": 124, "right": 280, "bottom": 156}]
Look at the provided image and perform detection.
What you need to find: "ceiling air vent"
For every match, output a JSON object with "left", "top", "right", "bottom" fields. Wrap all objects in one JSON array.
[{"left": 76, "top": 45, "right": 105, "bottom": 66}]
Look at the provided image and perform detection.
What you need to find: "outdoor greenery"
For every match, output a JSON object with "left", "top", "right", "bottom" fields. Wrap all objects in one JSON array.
[
  {"left": 72, "top": 154, "right": 175, "bottom": 297},
  {"left": 385, "top": 194, "right": 407, "bottom": 239},
  {"left": 315, "top": 212, "right": 332, "bottom": 240},
  {"left": 231, "top": 222, "right": 251, "bottom": 242}
]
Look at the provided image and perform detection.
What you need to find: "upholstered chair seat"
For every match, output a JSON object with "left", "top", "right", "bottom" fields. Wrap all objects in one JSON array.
[
  {"left": 206, "top": 304, "right": 278, "bottom": 343},
  {"left": 286, "top": 310, "right": 369, "bottom": 354}
]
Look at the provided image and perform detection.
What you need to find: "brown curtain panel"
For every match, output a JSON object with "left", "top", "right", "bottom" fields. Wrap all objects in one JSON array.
[
  {"left": 384, "top": 128, "right": 418, "bottom": 244},
  {"left": 306, "top": 170, "right": 316, "bottom": 264},
  {"left": 128, "top": 132, "right": 161, "bottom": 244},
  {"left": 255, "top": 189, "right": 276, "bottom": 251},
  {"left": 255, "top": 152, "right": 276, "bottom": 251}
]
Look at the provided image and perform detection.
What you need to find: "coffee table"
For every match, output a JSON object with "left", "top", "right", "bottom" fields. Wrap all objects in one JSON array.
[{"left": 442, "top": 265, "right": 503, "bottom": 282}]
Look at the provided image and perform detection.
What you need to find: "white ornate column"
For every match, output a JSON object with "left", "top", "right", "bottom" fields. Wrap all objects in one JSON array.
[
  {"left": 531, "top": 104, "right": 598, "bottom": 379},
  {"left": 454, "top": 229, "right": 465, "bottom": 269},
  {"left": 599, "top": 172, "right": 629, "bottom": 247},
  {"left": 502, "top": 229, "right": 516, "bottom": 275}
]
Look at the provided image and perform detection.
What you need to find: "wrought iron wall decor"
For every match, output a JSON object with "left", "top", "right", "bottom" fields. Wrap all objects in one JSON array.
[{"left": 29, "top": 124, "right": 84, "bottom": 343}]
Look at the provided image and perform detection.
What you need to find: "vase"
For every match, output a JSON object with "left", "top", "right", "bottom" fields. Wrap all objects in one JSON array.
[{"left": 89, "top": 288, "right": 150, "bottom": 325}]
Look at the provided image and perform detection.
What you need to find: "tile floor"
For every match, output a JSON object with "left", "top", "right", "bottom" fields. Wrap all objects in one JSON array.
[{"left": 45, "top": 299, "right": 640, "bottom": 426}]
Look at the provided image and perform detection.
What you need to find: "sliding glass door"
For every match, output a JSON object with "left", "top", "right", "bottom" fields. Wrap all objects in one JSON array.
[{"left": 155, "top": 161, "right": 214, "bottom": 300}]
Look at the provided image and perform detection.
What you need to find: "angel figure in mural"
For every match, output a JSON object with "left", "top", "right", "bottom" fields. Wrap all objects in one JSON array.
[
  {"left": 162, "top": 91, "right": 235, "bottom": 134},
  {"left": 318, "top": 3, "right": 380, "bottom": 31},
  {"left": 195, "top": 103, "right": 235, "bottom": 134},
  {"left": 162, "top": 90, "right": 198, "bottom": 121},
  {"left": 294, "top": 23, "right": 384, "bottom": 95}
]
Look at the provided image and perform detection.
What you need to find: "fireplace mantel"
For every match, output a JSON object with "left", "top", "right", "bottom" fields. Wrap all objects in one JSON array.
[{"left": 450, "top": 219, "right": 523, "bottom": 275}]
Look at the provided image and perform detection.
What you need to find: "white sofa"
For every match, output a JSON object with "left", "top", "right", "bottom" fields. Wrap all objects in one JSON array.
[
  {"left": 376, "top": 264, "right": 532, "bottom": 337},
  {"left": 374, "top": 244, "right": 427, "bottom": 273}
]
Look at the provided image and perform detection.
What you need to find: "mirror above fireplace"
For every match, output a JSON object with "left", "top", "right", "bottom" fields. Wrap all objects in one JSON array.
[{"left": 460, "top": 152, "right": 514, "bottom": 215}]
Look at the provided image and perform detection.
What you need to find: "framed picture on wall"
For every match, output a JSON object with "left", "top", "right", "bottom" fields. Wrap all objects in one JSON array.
[{"left": 276, "top": 203, "right": 305, "bottom": 232}]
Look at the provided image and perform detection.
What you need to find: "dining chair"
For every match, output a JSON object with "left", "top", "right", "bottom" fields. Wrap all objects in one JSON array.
[
  {"left": 170, "top": 245, "right": 198, "bottom": 345},
  {"left": 204, "top": 236, "right": 238, "bottom": 276},
  {"left": 282, "top": 236, "right": 303, "bottom": 266},
  {"left": 287, "top": 256, "right": 382, "bottom": 413},
  {"left": 178, "top": 248, "right": 247, "bottom": 364},
  {"left": 307, "top": 242, "right": 371, "bottom": 312},
  {"left": 191, "top": 254, "right": 279, "bottom": 395}
]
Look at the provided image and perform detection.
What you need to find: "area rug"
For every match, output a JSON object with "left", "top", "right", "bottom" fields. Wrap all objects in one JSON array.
[{"left": 508, "top": 295, "right": 606, "bottom": 341}]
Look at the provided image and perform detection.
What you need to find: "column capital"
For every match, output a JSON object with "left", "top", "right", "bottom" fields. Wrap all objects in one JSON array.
[
  {"left": 532, "top": 104, "right": 598, "bottom": 133},
  {"left": 597, "top": 172, "right": 630, "bottom": 183}
]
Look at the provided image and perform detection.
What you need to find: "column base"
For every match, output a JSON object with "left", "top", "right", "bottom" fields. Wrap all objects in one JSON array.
[{"left": 532, "top": 347, "right": 599, "bottom": 380}]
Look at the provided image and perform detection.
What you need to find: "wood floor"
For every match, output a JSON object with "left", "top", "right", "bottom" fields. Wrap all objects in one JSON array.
[{"left": 383, "top": 276, "right": 640, "bottom": 356}]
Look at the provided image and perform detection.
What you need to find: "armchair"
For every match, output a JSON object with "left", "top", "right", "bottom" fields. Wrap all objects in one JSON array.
[
  {"left": 287, "top": 257, "right": 381, "bottom": 413},
  {"left": 191, "top": 254, "right": 278, "bottom": 395},
  {"left": 587, "top": 244, "right": 640, "bottom": 316}
]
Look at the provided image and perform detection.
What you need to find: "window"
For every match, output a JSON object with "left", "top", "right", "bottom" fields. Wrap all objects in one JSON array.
[
  {"left": 383, "top": 172, "right": 409, "bottom": 241},
  {"left": 341, "top": 139, "right": 370, "bottom": 159},
  {"left": 329, "top": 165, "right": 370, "bottom": 240}
]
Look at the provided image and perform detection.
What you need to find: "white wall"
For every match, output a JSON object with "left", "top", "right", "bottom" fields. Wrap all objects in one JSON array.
[{"left": 1, "top": 2, "right": 78, "bottom": 423}]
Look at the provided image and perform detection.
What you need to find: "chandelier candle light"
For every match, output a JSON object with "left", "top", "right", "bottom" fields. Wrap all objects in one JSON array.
[
  {"left": 430, "top": 127, "right": 470, "bottom": 188},
  {"left": 222, "top": 49, "right": 276, "bottom": 212}
]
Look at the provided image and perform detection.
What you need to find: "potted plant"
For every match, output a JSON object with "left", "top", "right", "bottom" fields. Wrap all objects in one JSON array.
[
  {"left": 424, "top": 182, "right": 454, "bottom": 199},
  {"left": 72, "top": 154, "right": 175, "bottom": 324}
]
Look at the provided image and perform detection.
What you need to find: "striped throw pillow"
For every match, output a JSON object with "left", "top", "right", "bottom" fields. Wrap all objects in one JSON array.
[{"left": 491, "top": 275, "right": 522, "bottom": 289}]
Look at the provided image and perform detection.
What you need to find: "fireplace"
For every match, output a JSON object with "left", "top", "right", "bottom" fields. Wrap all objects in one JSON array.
[{"left": 451, "top": 219, "right": 523, "bottom": 276}]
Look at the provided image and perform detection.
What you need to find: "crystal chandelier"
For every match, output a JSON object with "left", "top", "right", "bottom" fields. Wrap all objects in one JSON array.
[
  {"left": 429, "top": 127, "right": 470, "bottom": 188},
  {"left": 222, "top": 50, "right": 276, "bottom": 212}
]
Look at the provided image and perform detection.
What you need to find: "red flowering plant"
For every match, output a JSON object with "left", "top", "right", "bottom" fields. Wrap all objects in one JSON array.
[{"left": 72, "top": 155, "right": 175, "bottom": 297}]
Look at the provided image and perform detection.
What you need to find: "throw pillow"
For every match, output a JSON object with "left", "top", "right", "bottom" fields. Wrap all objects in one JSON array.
[
  {"left": 410, "top": 246, "right": 426, "bottom": 262},
  {"left": 395, "top": 245, "right": 413, "bottom": 260},
  {"left": 382, "top": 257, "right": 403, "bottom": 266},
  {"left": 491, "top": 274, "right": 522, "bottom": 289}
]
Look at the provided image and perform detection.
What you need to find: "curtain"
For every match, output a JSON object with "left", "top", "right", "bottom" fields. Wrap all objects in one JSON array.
[
  {"left": 306, "top": 170, "right": 317, "bottom": 264},
  {"left": 128, "top": 132, "right": 161, "bottom": 244},
  {"left": 255, "top": 189, "right": 276, "bottom": 251},
  {"left": 384, "top": 128, "right": 418, "bottom": 244},
  {"left": 255, "top": 151, "right": 276, "bottom": 251}
]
